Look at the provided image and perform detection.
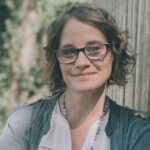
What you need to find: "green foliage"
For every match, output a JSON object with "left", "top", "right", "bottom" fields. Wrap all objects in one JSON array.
[
  {"left": 0, "top": 0, "right": 80, "bottom": 131},
  {"left": 54, "top": 1, "right": 80, "bottom": 16}
]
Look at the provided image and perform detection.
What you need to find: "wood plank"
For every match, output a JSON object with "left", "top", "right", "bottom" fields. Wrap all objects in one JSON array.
[{"left": 92, "top": 0, "right": 150, "bottom": 111}]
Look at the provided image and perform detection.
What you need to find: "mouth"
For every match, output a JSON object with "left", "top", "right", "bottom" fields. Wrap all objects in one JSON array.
[{"left": 72, "top": 72, "right": 97, "bottom": 77}]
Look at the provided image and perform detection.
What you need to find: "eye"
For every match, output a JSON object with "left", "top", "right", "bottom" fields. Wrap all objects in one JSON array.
[
  {"left": 58, "top": 47, "right": 76, "bottom": 55},
  {"left": 56, "top": 47, "right": 77, "bottom": 60},
  {"left": 85, "top": 43, "right": 108, "bottom": 59},
  {"left": 86, "top": 44, "right": 101, "bottom": 52}
]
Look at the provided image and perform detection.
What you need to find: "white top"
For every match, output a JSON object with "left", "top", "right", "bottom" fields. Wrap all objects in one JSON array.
[{"left": 38, "top": 102, "right": 110, "bottom": 150}]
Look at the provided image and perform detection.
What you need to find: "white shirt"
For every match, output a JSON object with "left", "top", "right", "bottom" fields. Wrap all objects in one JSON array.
[{"left": 38, "top": 102, "right": 110, "bottom": 150}]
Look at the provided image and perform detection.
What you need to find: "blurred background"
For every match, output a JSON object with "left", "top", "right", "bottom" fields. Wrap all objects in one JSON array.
[
  {"left": 0, "top": 0, "right": 83, "bottom": 132},
  {"left": 0, "top": 0, "right": 150, "bottom": 132}
]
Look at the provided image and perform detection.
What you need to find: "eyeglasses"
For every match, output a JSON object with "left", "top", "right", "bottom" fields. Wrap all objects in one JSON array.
[{"left": 55, "top": 43, "right": 112, "bottom": 64}]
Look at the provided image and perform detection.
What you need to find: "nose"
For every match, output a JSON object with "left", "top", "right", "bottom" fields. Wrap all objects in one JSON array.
[{"left": 74, "top": 51, "right": 90, "bottom": 68}]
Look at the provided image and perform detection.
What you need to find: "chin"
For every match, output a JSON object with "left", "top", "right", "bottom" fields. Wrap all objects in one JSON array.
[
  {"left": 70, "top": 82, "right": 107, "bottom": 92},
  {"left": 72, "top": 85, "right": 101, "bottom": 92}
]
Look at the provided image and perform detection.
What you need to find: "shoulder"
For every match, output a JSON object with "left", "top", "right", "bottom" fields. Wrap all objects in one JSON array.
[
  {"left": 108, "top": 97, "right": 150, "bottom": 121},
  {"left": 108, "top": 97, "right": 150, "bottom": 149},
  {"left": 3, "top": 93, "right": 61, "bottom": 136},
  {"left": 108, "top": 97, "right": 150, "bottom": 128},
  {"left": 16, "top": 93, "right": 60, "bottom": 110},
  {"left": 0, "top": 94, "right": 61, "bottom": 149},
  {"left": 15, "top": 93, "right": 61, "bottom": 116}
]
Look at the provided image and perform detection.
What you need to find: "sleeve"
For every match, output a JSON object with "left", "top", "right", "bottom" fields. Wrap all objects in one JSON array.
[{"left": 0, "top": 105, "right": 32, "bottom": 150}]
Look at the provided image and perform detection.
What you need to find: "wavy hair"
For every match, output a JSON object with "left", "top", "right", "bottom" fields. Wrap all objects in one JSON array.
[{"left": 45, "top": 2, "right": 136, "bottom": 92}]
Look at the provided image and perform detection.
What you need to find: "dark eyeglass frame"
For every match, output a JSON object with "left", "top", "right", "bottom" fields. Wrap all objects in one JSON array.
[{"left": 55, "top": 43, "right": 112, "bottom": 64}]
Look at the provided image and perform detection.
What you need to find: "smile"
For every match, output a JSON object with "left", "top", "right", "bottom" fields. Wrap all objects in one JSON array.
[{"left": 73, "top": 72, "right": 97, "bottom": 77}]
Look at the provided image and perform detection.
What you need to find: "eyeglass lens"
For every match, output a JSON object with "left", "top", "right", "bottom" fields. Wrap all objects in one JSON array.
[{"left": 56, "top": 43, "right": 111, "bottom": 63}]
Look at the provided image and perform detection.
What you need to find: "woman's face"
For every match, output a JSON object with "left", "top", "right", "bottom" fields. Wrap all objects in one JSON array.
[{"left": 59, "top": 17, "right": 113, "bottom": 93}]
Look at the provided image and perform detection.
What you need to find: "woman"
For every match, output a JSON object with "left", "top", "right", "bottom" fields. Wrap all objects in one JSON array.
[{"left": 1, "top": 2, "right": 150, "bottom": 150}]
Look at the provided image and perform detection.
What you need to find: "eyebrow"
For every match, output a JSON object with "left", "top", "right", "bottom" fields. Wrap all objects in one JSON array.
[
  {"left": 60, "top": 40, "right": 107, "bottom": 49},
  {"left": 60, "top": 44, "right": 75, "bottom": 49},
  {"left": 86, "top": 40, "right": 107, "bottom": 45}
]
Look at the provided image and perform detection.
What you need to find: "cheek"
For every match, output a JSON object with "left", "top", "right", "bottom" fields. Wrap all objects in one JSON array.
[
  {"left": 106, "top": 55, "right": 113, "bottom": 78},
  {"left": 106, "top": 55, "right": 113, "bottom": 72},
  {"left": 97, "top": 53, "right": 113, "bottom": 68},
  {"left": 99, "top": 54, "right": 113, "bottom": 76},
  {"left": 106, "top": 56, "right": 113, "bottom": 70},
  {"left": 105, "top": 52, "right": 113, "bottom": 66}
]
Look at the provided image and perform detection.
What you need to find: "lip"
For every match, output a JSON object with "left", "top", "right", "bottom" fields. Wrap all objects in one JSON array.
[{"left": 72, "top": 72, "right": 97, "bottom": 77}]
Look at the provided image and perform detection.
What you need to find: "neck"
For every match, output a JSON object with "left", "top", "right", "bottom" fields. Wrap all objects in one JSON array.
[{"left": 61, "top": 86, "right": 107, "bottom": 128}]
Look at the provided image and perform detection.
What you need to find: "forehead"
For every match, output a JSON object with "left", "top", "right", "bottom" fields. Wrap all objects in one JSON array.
[{"left": 59, "top": 17, "right": 106, "bottom": 47}]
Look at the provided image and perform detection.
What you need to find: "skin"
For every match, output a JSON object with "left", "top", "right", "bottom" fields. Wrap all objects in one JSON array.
[
  {"left": 59, "top": 17, "right": 114, "bottom": 149},
  {"left": 59, "top": 17, "right": 113, "bottom": 148}
]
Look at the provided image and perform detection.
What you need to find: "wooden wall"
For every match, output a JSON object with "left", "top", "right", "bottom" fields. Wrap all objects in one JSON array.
[{"left": 92, "top": 0, "right": 150, "bottom": 111}]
